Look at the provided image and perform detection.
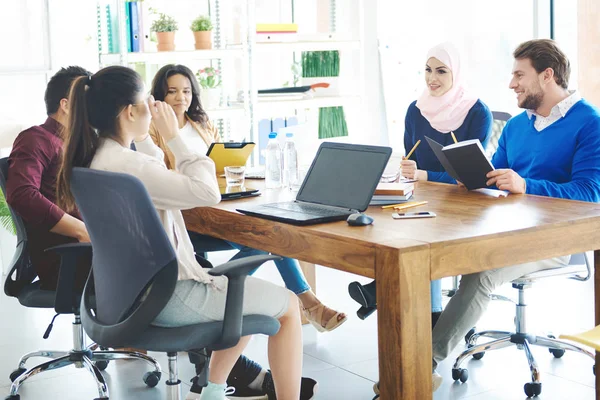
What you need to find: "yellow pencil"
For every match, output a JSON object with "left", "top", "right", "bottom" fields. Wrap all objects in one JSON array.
[
  {"left": 381, "top": 200, "right": 428, "bottom": 210},
  {"left": 450, "top": 131, "right": 458, "bottom": 144},
  {"left": 403, "top": 140, "right": 421, "bottom": 160}
]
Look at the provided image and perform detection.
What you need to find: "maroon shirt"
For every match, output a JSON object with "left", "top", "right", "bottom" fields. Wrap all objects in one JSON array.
[{"left": 6, "top": 117, "right": 88, "bottom": 290}]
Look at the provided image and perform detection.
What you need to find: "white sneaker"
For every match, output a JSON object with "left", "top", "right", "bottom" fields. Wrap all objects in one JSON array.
[{"left": 432, "top": 372, "right": 443, "bottom": 392}]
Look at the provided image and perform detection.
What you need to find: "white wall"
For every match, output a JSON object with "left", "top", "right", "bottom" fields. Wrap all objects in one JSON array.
[{"left": 0, "top": 1, "right": 98, "bottom": 150}]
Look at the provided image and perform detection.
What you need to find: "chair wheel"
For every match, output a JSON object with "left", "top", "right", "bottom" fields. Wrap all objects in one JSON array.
[
  {"left": 524, "top": 382, "right": 542, "bottom": 397},
  {"left": 94, "top": 360, "right": 109, "bottom": 371},
  {"left": 9, "top": 368, "right": 26, "bottom": 382},
  {"left": 451, "top": 368, "right": 468, "bottom": 383},
  {"left": 467, "top": 344, "right": 485, "bottom": 360},
  {"left": 549, "top": 348, "right": 565, "bottom": 358},
  {"left": 464, "top": 327, "right": 476, "bottom": 344},
  {"left": 143, "top": 371, "right": 161, "bottom": 387}
]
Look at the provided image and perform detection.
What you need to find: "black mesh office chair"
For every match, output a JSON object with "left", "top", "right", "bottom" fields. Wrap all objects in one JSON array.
[
  {"left": 69, "top": 167, "right": 281, "bottom": 399},
  {"left": 451, "top": 253, "right": 595, "bottom": 397},
  {"left": 0, "top": 157, "right": 161, "bottom": 400}
]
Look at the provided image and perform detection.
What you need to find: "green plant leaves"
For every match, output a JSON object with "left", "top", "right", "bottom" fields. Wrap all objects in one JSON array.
[
  {"left": 190, "top": 15, "right": 213, "bottom": 31},
  {"left": 0, "top": 191, "right": 16, "bottom": 236}
]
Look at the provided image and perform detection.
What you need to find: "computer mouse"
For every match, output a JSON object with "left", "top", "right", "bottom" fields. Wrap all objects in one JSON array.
[{"left": 347, "top": 213, "right": 374, "bottom": 226}]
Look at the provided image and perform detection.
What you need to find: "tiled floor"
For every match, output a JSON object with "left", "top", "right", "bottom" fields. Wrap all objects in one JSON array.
[{"left": 0, "top": 250, "right": 596, "bottom": 399}]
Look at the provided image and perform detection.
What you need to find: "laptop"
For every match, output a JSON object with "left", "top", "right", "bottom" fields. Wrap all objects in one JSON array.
[{"left": 236, "top": 142, "right": 392, "bottom": 225}]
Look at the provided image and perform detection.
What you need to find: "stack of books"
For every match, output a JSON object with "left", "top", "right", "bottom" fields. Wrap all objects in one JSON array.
[
  {"left": 369, "top": 182, "right": 414, "bottom": 206},
  {"left": 256, "top": 23, "right": 298, "bottom": 42}
]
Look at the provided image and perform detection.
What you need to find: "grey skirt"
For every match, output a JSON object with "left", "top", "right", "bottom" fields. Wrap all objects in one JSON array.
[{"left": 152, "top": 273, "right": 291, "bottom": 327}]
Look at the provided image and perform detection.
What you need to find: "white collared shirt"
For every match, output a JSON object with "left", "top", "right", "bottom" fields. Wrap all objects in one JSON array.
[{"left": 526, "top": 90, "right": 582, "bottom": 131}]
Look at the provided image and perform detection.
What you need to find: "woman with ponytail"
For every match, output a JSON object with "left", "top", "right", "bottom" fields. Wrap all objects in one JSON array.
[{"left": 57, "top": 66, "right": 302, "bottom": 400}]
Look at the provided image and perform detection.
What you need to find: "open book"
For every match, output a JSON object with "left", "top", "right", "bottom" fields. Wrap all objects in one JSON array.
[{"left": 424, "top": 137, "right": 494, "bottom": 190}]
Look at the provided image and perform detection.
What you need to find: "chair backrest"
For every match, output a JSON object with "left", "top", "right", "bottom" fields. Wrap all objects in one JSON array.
[
  {"left": 0, "top": 157, "right": 36, "bottom": 297},
  {"left": 71, "top": 167, "right": 178, "bottom": 344},
  {"left": 486, "top": 111, "right": 512, "bottom": 158}
]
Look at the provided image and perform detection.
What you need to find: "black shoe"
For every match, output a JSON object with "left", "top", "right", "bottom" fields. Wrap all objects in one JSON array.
[
  {"left": 357, "top": 305, "right": 377, "bottom": 320},
  {"left": 348, "top": 280, "right": 377, "bottom": 308},
  {"left": 190, "top": 354, "right": 264, "bottom": 397},
  {"left": 262, "top": 370, "right": 318, "bottom": 400},
  {"left": 432, "top": 311, "right": 442, "bottom": 329}
]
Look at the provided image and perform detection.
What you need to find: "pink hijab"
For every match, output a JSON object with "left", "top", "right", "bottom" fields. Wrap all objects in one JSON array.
[{"left": 415, "top": 42, "right": 478, "bottom": 133}]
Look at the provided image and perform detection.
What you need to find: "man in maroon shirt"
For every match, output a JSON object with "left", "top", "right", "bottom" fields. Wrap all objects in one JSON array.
[{"left": 6, "top": 66, "right": 91, "bottom": 290}]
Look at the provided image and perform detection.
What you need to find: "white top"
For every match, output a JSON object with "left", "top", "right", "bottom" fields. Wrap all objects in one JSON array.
[
  {"left": 89, "top": 135, "right": 221, "bottom": 285},
  {"left": 526, "top": 90, "right": 582, "bottom": 131},
  {"left": 179, "top": 121, "right": 209, "bottom": 156}
]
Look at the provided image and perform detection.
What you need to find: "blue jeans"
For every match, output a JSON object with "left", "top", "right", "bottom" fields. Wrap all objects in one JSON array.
[
  {"left": 187, "top": 231, "right": 310, "bottom": 295},
  {"left": 431, "top": 279, "right": 442, "bottom": 313},
  {"left": 227, "top": 241, "right": 310, "bottom": 295}
]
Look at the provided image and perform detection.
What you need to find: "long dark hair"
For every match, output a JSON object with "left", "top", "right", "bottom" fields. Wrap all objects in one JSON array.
[
  {"left": 57, "top": 66, "right": 144, "bottom": 212},
  {"left": 150, "top": 64, "right": 209, "bottom": 128}
]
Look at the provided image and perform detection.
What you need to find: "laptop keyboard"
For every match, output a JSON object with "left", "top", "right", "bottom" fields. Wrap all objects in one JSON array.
[{"left": 265, "top": 202, "right": 350, "bottom": 217}]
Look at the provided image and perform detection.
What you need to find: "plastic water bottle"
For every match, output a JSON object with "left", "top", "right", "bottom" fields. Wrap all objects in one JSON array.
[
  {"left": 265, "top": 132, "right": 282, "bottom": 189},
  {"left": 282, "top": 133, "right": 298, "bottom": 188}
]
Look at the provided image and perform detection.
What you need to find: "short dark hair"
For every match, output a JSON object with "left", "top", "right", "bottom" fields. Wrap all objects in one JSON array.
[
  {"left": 513, "top": 39, "right": 570, "bottom": 89},
  {"left": 150, "top": 64, "right": 209, "bottom": 128},
  {"left": 44, "top": 66, "right": 91, "bottom": 115}
]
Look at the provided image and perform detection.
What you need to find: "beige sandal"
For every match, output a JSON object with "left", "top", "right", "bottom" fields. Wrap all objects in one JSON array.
[{"left": 302, "top": 303, "right": 347, "bottom": 332}]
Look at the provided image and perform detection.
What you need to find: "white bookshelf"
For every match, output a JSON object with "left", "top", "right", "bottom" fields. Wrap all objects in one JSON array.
[{"left": 99, "top": 48, "right": 244, "bottom": 66}]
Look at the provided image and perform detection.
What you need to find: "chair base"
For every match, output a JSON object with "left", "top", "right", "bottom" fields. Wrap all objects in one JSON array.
[
  {"left": 452, "top": 331, "right": 594, "bottom": 397},
  {"left": 6, "top": 349, "right": 162, "bottom": 400},
  {"left": 5, "top": 315, "right": 164, "bottom": 400}
]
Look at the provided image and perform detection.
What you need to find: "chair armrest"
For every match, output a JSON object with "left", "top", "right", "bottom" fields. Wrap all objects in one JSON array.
[
  {"left": 46, "top": 242, "right": 93, "bottom": 257},
  {"left": 45, "top": 243, "right": 93, "bottom": 314},
  {"left": 208, "top": 255, "right": 281, "bottom": 278},
  {"left": 208, "top": 254, "right": 282, "bottom": 350}
]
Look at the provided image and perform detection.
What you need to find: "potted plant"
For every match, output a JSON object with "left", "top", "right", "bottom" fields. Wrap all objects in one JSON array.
[
  {"left": 196, "top": 67, "right": 222, "bottom": 108},
  {"left": 190, "top": 15, "right": 213, "bottom": 50},
  {"left": 151, "top": 13, "right": 178, "bottom": 51},
  {"left": 0, "top": 191, "right": 16, "bottom": 275}
]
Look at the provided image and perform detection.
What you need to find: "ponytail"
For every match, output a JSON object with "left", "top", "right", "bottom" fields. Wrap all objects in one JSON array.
[
  {"left": 57, "top": 66, "right": 144, "bottom": 213},
  {"left": 57, "top": 75, "right": 98, "bottom": 213}
]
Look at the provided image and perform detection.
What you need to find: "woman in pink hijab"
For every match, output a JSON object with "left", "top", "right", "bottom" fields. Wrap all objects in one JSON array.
[
  {"left": 348, "top": 43, "right": 493, "bottom": 370},
  {"left": 401, "top": 42, "right": 493, "bottom": 183}
]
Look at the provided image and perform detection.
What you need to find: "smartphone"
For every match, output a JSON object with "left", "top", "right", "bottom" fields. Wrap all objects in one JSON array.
[{"left": 392, "top": 211, "right": 436, "bottom": 219}]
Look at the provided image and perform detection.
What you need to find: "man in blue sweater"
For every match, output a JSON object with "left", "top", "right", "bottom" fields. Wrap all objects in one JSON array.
[{"left": 431, "top": 39, "right": 600, "bottom": 390}]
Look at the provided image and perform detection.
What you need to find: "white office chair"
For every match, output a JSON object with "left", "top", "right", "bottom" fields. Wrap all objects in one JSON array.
[{"left": 451, "top": 253, "right": 595, "bottom": 398}]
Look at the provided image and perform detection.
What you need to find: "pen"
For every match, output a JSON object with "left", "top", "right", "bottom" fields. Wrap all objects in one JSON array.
[
  {"left": 381, "top": 200, "right": 428, "bottom": 210},
  {"left": 404, "top": 140, "right": 421, "bottom": 160},
  {"left": 450, "top": 131, "right": 458, "bottom": 144}
]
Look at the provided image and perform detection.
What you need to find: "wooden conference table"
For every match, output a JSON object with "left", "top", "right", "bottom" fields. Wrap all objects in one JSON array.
[{"left": 183, "top": 181, "right": 600, "bottom": 400}]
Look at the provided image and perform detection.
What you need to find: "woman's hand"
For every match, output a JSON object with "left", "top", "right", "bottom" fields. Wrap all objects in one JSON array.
[
  {"left": 401, "top": 159, "right": 428, "bottom": 181},
  {"left": 401, "top": 159, "right": 417, "bottom": 179},
  {"left": 148, "top": 95, "right": 179, "bottom": 142}
]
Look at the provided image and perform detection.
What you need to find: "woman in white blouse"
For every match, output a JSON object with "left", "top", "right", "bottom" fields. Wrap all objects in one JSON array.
[{"left": 57, "top": 66, "right": 302, "bottom": 400}]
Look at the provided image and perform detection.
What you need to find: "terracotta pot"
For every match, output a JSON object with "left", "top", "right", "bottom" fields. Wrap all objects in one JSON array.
[
  {"left": 156, "top": 31, "right": 176, "bottom": 52},
  {"left": 193, "top": 31, "right": 212, "bottom": 50}
]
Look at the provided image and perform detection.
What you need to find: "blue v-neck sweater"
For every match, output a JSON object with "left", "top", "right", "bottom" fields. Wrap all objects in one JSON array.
[
  {"left": 404, "top": 99, "right": 493, "bottom": 184},
  {"left": 491, "top": 99, "right": 600, "bottom": 202}
]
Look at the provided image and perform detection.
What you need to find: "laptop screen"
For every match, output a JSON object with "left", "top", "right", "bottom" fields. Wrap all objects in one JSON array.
[{"left": 296, "top": 143, "right": 392, "bottom": 211}]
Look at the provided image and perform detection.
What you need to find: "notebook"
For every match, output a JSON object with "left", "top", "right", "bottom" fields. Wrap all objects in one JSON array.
[
  {"left": 206, "top": 142, "right": 255, "bottom": 174},
  {"left": 425, "top": 136, "right": 494, "bottom": 190},
  {"left": 236, "top": 142, "right": 392, "bottom": 225}
]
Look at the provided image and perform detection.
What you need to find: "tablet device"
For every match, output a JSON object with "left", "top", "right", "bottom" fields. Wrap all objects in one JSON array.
[
  {"left": 219, "top": 185, "right": 260, "bottom": 201},
  {"left": 207, "top": 142, "right": 255, "bottom": 173}
]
